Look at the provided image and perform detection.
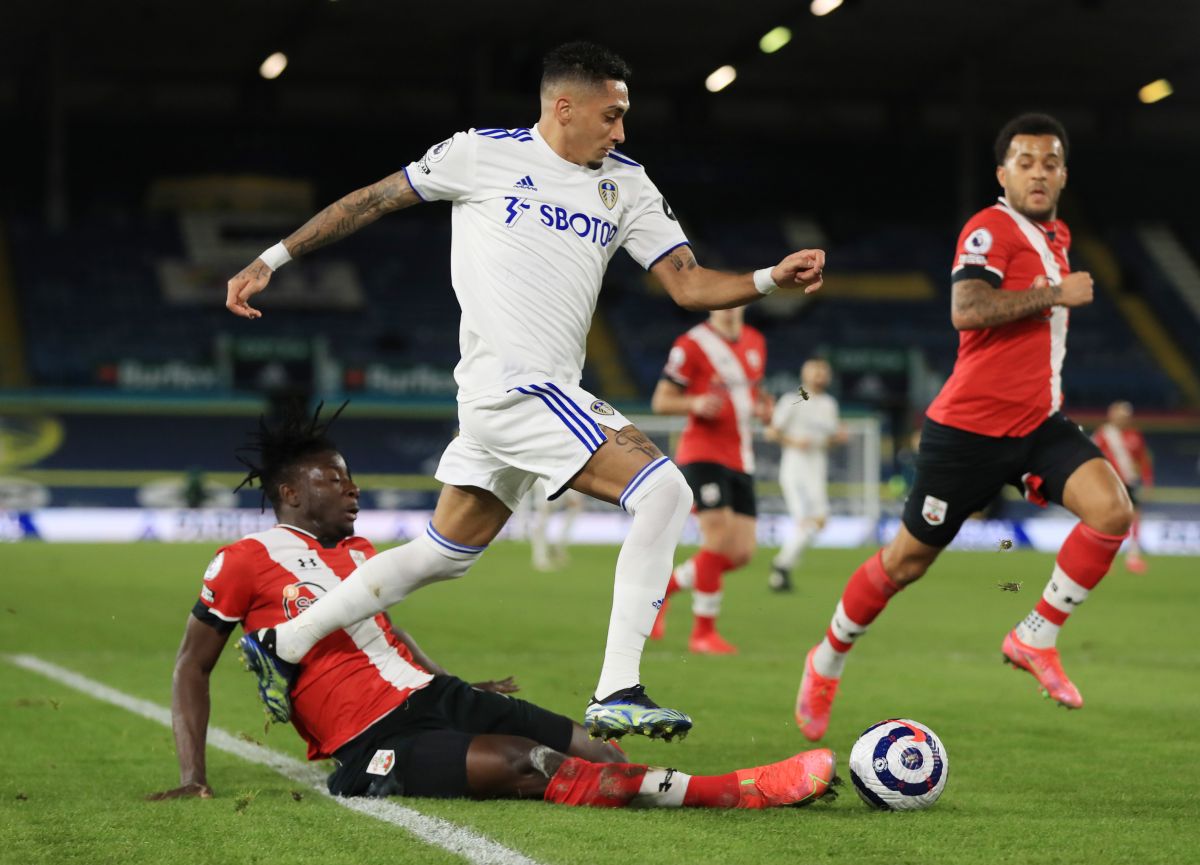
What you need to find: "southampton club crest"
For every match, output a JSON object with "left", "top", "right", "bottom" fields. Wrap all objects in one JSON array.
[
  {"left": 598, "top": 179, "right": 618, "bottom": 210},
  {"left": 282, "top": 581, "right": 326, "bottom": 619},
  {"left": 922, "top": 495, "right": 948, "bottom": 526}
]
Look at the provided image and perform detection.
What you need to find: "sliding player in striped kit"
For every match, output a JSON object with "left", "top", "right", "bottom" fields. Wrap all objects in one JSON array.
[
  {"left": 225, "top": 42, "right": 826, "bottom": 741},
  {"left": 794, "top": 113, "right": 1133, "bottom": 740},
  {"left": 150, "top": 404, "right": 837, "bottom": 808},
  {"left": 649, "top": 306, "right": 773, "bottom": 655}
]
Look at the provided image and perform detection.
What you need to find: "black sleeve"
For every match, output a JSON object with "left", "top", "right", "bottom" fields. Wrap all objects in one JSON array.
[
  {"left": 951, "top": 265, "right": 1003, "bottom": 288},
  {"left": 191, "top": 600, "right": 238, "bottom": 635}
]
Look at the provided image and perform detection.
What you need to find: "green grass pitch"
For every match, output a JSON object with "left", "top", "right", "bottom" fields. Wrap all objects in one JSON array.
[{"left": 1, "top": 541, "right": 1197, "bottom": 865}]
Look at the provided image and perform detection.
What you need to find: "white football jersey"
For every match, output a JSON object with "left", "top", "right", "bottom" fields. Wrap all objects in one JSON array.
[
  {"left": 404, "top": 125, "right": 689, "bottom": 397},
  {"left": 772, "top": 391, "right": 840, "bottom": 467}
]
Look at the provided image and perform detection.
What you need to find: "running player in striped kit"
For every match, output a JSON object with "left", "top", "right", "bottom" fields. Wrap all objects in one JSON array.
[
  {"left": 224, "top": 42, "right": 826, "bottom": 741},
  {"left": 649, "top": 306, "right": 773, "bottom": 654},
  {"left": 793, "top": 113, "right": 1133, "bottom": 740},
  {"left": 1092, "top": 400, "right": 1153, "bottom": 573}
]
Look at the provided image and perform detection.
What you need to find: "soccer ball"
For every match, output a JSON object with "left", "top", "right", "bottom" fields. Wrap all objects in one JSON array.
[{"left": 848, "top": 718, "right": 948, "bottom": 810}]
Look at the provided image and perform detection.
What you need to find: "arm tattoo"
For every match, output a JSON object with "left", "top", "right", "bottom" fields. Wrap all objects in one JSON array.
[
  {"left": 952, "top": 279, "right": 1059, "bottom": 330},
  {"left": 667, "top": 247, "right": 699, "bottom": 272},
  {"left": 612, "top": 426, "right": 663, "bottom": 460},
  {"left": 286, "top": 171, "right": 421, "bottom": 257}
]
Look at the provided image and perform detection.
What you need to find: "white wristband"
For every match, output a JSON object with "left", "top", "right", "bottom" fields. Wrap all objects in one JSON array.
[
  {"left": 260, "top": 241, "right": 292, "bottom": 272},
  {"left": 753, "top": 267, "right": 778, "bottom": 296}
]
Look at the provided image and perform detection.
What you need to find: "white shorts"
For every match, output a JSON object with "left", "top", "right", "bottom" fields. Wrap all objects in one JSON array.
[
  {"left": 779, "top": 457, "right": 830, "bottom": 521},
  {"left": 435, "top": 381, "right": 633, "bottom": 512}
]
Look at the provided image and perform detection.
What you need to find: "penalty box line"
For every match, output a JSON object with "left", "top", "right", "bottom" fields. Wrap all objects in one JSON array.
[{"left": 4, "top": 653, "right": 543, "bottom": 865}]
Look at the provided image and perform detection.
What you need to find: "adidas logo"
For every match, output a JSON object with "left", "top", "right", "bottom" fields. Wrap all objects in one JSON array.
[{"left": 513, "top": 175, "right": 538, "bottom": 191}]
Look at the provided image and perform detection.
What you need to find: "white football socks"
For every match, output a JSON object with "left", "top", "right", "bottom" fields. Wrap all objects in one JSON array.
[
  {"left": 633, "top": 768, "right": 691, "bottom": 807},
  {"left": 811, "top": 602, "right": 863, "bottom": 678},
  {"left": 1016, "top": 565, "right": 1091, "bottom": 649},
  {"left": 273, "top": 525, "right": 482, "bottom": 663},
  {"left": 1015, "top": 611, "right": 1060, "bottom": 649},
  {"left": 593, "top": 459, "right": 693, "bottom": 700}
]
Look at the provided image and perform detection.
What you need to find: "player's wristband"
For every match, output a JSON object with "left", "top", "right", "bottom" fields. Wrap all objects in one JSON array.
[
  {"left": 753, "top": 267, "right": 778, "bottom": 296},
  {"left": 259, "top": 241, "right": 292, "bottom": 272}
]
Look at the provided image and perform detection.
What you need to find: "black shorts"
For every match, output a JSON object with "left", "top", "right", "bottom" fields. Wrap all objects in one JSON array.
[
  {"left": 326, "top": 675, "right": 573, "bottom": 798},
  {"left": 902, "top": 413, "right": 1103, "bottom": 548},
  {"left": 680, "top": 462, "right": 757, "bottom": 516}
]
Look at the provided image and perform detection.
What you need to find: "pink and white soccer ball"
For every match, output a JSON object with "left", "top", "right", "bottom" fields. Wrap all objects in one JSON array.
[{"left": 848, "top": 718, "right": 948, "bottom": 810}]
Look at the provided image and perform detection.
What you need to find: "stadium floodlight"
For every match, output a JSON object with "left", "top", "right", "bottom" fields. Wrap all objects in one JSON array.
[
  {"left": 705, "top": 65, "right": 737, "bottom": 93},
  {"left": 1138, "top": 79, "right": 1173, "bottom": 104},
  {"left": 759, "top": 26, "right": 792, "bottom": 54},
  {"left": 810, "top": 0, "right": 843, "bottom": 16},
  {"left": 259, "top": 52, "right": 289, "bottom": 80}
]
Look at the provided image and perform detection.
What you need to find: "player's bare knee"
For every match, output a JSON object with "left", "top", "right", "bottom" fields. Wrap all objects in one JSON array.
[{"left": 1088, "top": 491, "right": 1134, "bottom": 536}]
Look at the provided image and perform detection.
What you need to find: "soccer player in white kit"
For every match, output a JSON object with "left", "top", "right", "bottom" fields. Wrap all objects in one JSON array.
[
  {"left": 224, "top": 42, "right": 827, "bottom": 741},
  {"left": 765, "top": 359, "right": 847, "bottom": 592}
]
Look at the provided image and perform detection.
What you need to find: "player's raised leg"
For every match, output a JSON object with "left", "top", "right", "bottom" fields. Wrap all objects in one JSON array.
[
  {"left": 1004, "top": 457, "right": 1131, "bottom": 708},
  {"left": 796, "top": 526, "right": 938, "bottom": 740},
  {"left": 571, "top": 423, "right": 695, "bottom": 740},
  {"left": 247, "top": 483, "right": 508, "bottom": 705}
]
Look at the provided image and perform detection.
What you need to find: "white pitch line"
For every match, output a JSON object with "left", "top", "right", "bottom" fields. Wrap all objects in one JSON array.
[{"left": 5, "top": 654, "right": 543, "bottom": 865}]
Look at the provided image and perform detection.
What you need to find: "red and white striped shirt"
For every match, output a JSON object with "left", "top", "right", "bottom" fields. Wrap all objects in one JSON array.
[
  {"left": 662, "top": 322, "right": 766, "bottom": 473},
  {"left": 196, "top": 525, "right": 433, "bottom": 759},
  {"left": 927, "top": 197, "right": 1072, "bottom": 437},
  {"left": 1092, "top": 423, "right": 1153, "bottom": 486}
]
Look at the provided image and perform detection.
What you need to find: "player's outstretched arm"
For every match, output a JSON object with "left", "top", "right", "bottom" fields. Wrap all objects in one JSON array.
[
  {"left": 147, "top": 616, "right": 229, "bottom": 800},
  {"left": 951, "top": 272, "right": 1093, "bottom": 330},
  {"left": 225, "top": 170, "right": 423, "bottom": 319},
  {"left": 650, "top": 246, "right": 825, "bottom": 312}
]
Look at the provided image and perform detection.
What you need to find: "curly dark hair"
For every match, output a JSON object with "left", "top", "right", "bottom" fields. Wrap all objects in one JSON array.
[
  {"left": 994, "top": 112, "right": 1069, "bottom": 165},
  {"left": 235, "top": 401, "right": 348, "bottom": 511},
  {"left": 541, "top": 41, "right": 631, "bottom": 93}
]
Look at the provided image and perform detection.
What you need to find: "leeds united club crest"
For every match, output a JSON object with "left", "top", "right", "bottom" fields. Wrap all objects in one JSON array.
[{"left": 598, "top": 179, "right": 618, "bottom": 210}]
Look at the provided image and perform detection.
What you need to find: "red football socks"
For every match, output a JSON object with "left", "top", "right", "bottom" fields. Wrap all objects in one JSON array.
[
  {"left": 543, "top": 757, "right": 745, "bottom": 808},
  {"left": 826, "top": 549, "right": 900, "bottom": 652}
]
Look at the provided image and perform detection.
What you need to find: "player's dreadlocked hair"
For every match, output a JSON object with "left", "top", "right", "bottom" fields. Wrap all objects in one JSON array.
[
  {"left": 994, "top": 112, "right": 1069, "bottom": 165},
  {"left": 541, "top": 41, "right": 632, "bottom": 94},
  {"left": 235, "top": 401, "right": 348, "bottom": 511}
]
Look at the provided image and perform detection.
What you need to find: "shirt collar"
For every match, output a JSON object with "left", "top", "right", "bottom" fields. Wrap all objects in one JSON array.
[
  {"left": 997, "top": 196, "right": 1058, "bottom": 235},
  {"left": 530, "top": 123, "right": 602, "bottom": 175}
]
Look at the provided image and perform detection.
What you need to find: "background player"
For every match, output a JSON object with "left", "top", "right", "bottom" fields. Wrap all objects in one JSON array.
[
  {"left": 523, "top": 480, "right": 587, "bottom": 572},
  {"left": 764, "top": 358, "right": 847, "bottom": 592},
  {"left": 648, "top": 307, "right": 773, "bottom": 654},
  {"left": 793, "top": 113, "right": 1134, "bottom": 740},
  {"left": 147, "top": 405, "right": 836, "bottom": 810},
  {"left": 223, "top": 42, "right": 826, "bottom": 741},
  {"left": 1092, "top": 400, "right": 1153, "bottom": 573}
]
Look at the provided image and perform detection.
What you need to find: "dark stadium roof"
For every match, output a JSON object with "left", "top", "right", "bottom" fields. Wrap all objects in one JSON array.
[{"left": 3, "top": 0, "right": 1197, "bottom": 130}]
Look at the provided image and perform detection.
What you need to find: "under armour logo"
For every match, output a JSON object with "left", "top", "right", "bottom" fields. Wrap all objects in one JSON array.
[
  {"left": 297, "top": 557, "right": 318, "bottom": 568},
  {"left": 658, "top": 768, "right": 675, "bottom": 793}
]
